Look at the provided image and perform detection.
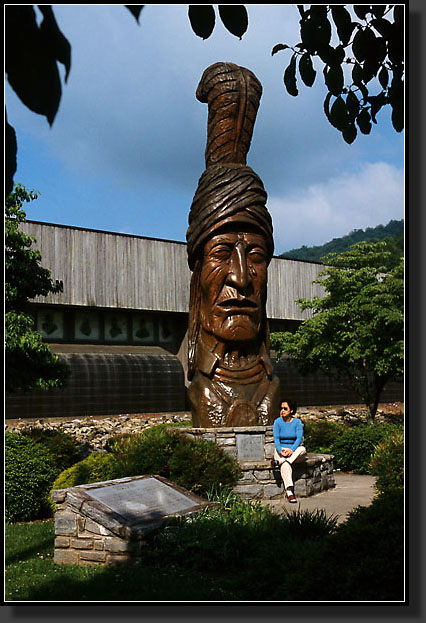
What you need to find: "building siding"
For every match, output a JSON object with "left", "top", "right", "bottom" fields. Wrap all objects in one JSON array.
[{"left": 20, "top": 221, "right": 325, "bottom": 320}]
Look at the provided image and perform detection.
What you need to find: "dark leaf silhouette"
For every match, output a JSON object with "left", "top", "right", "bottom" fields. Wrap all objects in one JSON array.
[
  {"left": 301, "top": 13, "right": 331, "bottom": 54},
  {"left": 188, "top": 5, "right": 216, "bottom": 40},
  {"left": 357, "top": 108, "right": 372, "bottom": 135},
  {"left": 389, "top": 75, "right": 404, "bottom": 132},
  {"left": 394, "top": 5, "right": 404, "bottom": 29},
  {"left": 323, "top": 92, "right": 332, "bottom": 120},
  {"left": 331, "top": 5, "right": 354, "bottom": 46},
  {"left": 378, "top": 66, "right": 389, "bottom": 89},
  {"left": 352, "top": 27, "right": 376, "bottom": 63},
  {"left": 325, "top": 65, "right": 344, "bottom": 96},
  {"left": 370, "top": 17, "right": 393, "bottom": 39},
  {"left": 342, "top": 121, "right": 357, "bottom": 144},
  {"left": 5, "top": 5, "right": 66, "bottom": 125},
  {"left": 352, "top": 62, "right": 364, "bottom": 87},
  {"left": 38, "top": 5, "right": 71, "bottom": 82},
  {"left": 371, "top": 6, "right": 386, "bottom": 19},
  {"left": 125, "top": 5, "right": 144, "bottom": 23},
  {"left": 391, "top": 103, "right": 404, "bottom": 133},
  {"left": 368, "top": 92, "right": 387, "bottom": 124},
  {"left": 388, "top": 22, "right": 404, "bottom": 64},
  {"left": 218, "top": 5, "right": 248, "bottom": 39},
  {"left": 329, "top": 96, "right": 348, "bottom": 131},
  {"left": 284, "top": 54, "right": 298, "bottom": 96},
  {"left": 353, "top": 6, "right": 371, "bottom": 20},
  {"left": 299, "top": 52, "right": 316, "bottom": 87},
  {"left": 346, "top": 90, "right": 360, "bottom": 118},
  {"left": 5, "top": 110, "right": 17, "bottom": 198},
  {"left": 271, "top": 43, "right": 289, "bottom": 56}
]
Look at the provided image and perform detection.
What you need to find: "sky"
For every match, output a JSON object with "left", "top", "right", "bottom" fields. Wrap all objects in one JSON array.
[{"left": 5, "top": 4, "right": 404, "bottom": 254}]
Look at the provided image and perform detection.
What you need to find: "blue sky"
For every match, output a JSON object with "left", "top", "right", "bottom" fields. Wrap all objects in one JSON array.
[{"left": 6, "top": 4, "right": 404, "bottom": 254}]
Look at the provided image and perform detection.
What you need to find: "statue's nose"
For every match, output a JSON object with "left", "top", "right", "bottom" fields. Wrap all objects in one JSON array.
[{"left": 226, "top": 243, "right": 252, "bottom": 290}]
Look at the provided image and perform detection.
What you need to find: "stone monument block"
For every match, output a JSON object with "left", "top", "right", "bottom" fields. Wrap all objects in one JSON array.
[{"left": 52, "top": 475, "right": 215, "bottom": 566}]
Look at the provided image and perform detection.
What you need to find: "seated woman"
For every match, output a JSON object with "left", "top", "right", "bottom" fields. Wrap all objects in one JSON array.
[{"left": 273, "top": 399, "right": 306, "bottom": 503}]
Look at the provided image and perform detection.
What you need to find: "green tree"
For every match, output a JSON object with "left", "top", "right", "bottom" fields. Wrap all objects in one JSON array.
[
  {"left": 271, "top": 241, "right": 403, "bottom": 419},
  {"left": 5, "top": 184, "right": 70, "bottom": 393},
  {"left": 272, "top": 5, "right": 404, "bottom": 143}
]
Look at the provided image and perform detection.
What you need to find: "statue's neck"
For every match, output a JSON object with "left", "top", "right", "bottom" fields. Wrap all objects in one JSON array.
[{"left": 199, "top": 329, "right": 261, "bottom": 370}]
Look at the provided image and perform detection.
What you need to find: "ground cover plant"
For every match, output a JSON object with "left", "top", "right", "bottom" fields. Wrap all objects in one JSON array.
[{"left": 5, "top": 488, "right": 403, "bottom": 602}]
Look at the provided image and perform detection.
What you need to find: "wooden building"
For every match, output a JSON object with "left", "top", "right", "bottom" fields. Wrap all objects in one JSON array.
[{"left": 5, "top": 221, "right": 402, "bottom": 419}]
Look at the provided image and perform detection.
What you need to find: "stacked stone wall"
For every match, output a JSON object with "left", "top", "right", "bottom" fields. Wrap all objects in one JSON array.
[
  {"left": 180, "top": 426, "right": 335, "bottom": 500},
  {"left": 52, "top": 481, "right": 150, "bottom": 566}
]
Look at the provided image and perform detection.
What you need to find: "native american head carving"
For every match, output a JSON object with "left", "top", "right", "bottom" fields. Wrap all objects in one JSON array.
[{"left": 186, "top": 62, "right": 279, "bottom": 428}]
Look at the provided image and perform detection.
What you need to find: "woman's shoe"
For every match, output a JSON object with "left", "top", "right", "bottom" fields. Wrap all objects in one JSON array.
[{"left": 286, "top": 487, "right": 297, "bottom": 503}]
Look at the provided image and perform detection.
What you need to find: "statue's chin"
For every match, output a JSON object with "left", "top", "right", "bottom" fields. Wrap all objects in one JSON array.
[{"left": 210, "top": 315, "right": 259, "bottom": 343}]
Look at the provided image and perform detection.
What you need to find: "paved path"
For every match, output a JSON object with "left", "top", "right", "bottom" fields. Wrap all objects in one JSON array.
[{"left": 261, "top": 472, "right": 377, "bottom": 524}]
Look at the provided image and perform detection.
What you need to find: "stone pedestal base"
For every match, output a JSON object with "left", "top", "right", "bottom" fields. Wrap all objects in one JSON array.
[{"left": 180, "top": 425, "right": 335, "bottom": 500}]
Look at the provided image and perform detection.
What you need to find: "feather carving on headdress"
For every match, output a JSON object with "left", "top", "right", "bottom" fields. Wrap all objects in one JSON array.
[{"left": 196, "top": 62, "right": 263, "bottom": 167}]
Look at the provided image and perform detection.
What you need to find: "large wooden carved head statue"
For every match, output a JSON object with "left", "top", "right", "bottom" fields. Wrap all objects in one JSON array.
[{"left": 186, "top": 62, "right": 280, "bottom": 427}]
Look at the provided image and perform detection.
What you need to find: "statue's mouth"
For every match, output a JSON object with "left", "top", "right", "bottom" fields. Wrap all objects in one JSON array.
[{"left": 217, "top": 298, "right": 258, "bottom": 315}]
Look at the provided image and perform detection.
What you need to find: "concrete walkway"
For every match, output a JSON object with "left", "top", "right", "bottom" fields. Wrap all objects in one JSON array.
[{"left": 261, "top": 472, "right": 377, "bottom": 524}]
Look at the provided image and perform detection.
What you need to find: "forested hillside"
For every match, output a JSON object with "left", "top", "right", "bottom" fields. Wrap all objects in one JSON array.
[{"left": 279, "top": 220, "right": 403, "bottom": 266}]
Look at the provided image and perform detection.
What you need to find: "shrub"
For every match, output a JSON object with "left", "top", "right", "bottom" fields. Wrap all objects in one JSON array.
[
  {"left": 323, "top": 488, "right": 404, "bottom": 600},
  {"left": 20, "top": 427, "right": 85, "bottom": 473},
  {"left": 369, "top": 429, "right": 404, "bottom": 494},
  {"left": 52, "top": 426, "right": 241, "bottom": 498},
  {"left": 108, "top": 425, "right": 242, "bottom": 496},
  {"left": 330, "top": 422, "right": 402, "bottom": 473},
  {"left": 51, "top": 452, "right": 120, "bottom": 491},
  {"left": 5, "top": 431, "right": 58, "bottom": 523},
  {"left": 146, "top": 490, "right": 338, "bottom": 584},
  {"left": 302, "top": 419, "right": 345, "bottom": 453}
]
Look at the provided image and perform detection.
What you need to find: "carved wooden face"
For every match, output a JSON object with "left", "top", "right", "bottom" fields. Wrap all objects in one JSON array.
[{"left": 199, "top": 230, "right": 268, "bottom": 343}]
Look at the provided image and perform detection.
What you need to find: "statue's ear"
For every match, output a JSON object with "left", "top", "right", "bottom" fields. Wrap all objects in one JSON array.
[{"left": 187, "top": 260, "right": 202, "bottom": 380}]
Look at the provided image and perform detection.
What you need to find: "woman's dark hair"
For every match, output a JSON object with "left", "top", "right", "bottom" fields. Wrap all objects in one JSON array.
[{"left": 281, "top": 400, "right": 297, "bottom": 415}]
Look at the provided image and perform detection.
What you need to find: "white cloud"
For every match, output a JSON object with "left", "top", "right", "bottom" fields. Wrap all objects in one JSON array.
[{"left": 269, "top": 162, "right": 404, "bottom": 253}]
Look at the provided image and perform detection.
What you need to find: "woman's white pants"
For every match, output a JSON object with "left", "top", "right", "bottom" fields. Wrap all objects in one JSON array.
[{"left": 274, "top": 446, "right": 307, "bottom": 490}]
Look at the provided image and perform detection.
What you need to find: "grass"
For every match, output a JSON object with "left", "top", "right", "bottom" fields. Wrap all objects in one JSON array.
[
  {"left": 5, "top": 489, "right": 404, "bottom": 602},
  {"left": 5, "top": 520, "right": 234, "bottom": 602},
  {"left": 5, "top": 492, "right": 338, "bottom": 602}
]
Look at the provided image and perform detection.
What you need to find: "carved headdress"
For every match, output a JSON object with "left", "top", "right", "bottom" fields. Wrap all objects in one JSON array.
[{"left": 186, "top": 62, "right": 274, "bottom": 270}]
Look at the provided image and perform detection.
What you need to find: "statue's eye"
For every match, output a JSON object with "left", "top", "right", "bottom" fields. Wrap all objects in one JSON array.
[
  {"left": 248, "top": 247, "right": 267, "bottom": 263},
  {"left": 209, "top": 244, "right": 233, "bottom": 260}
]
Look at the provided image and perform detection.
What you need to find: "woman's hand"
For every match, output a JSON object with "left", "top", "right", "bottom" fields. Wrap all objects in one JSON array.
[{"left": 280, "top": 448, "right": 294, "bottom": 458}]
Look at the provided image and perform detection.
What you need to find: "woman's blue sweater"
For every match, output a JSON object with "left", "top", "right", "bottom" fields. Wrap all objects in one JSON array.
[{"left": 273, "top": 417, "right": 304, "bottom": 452}]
